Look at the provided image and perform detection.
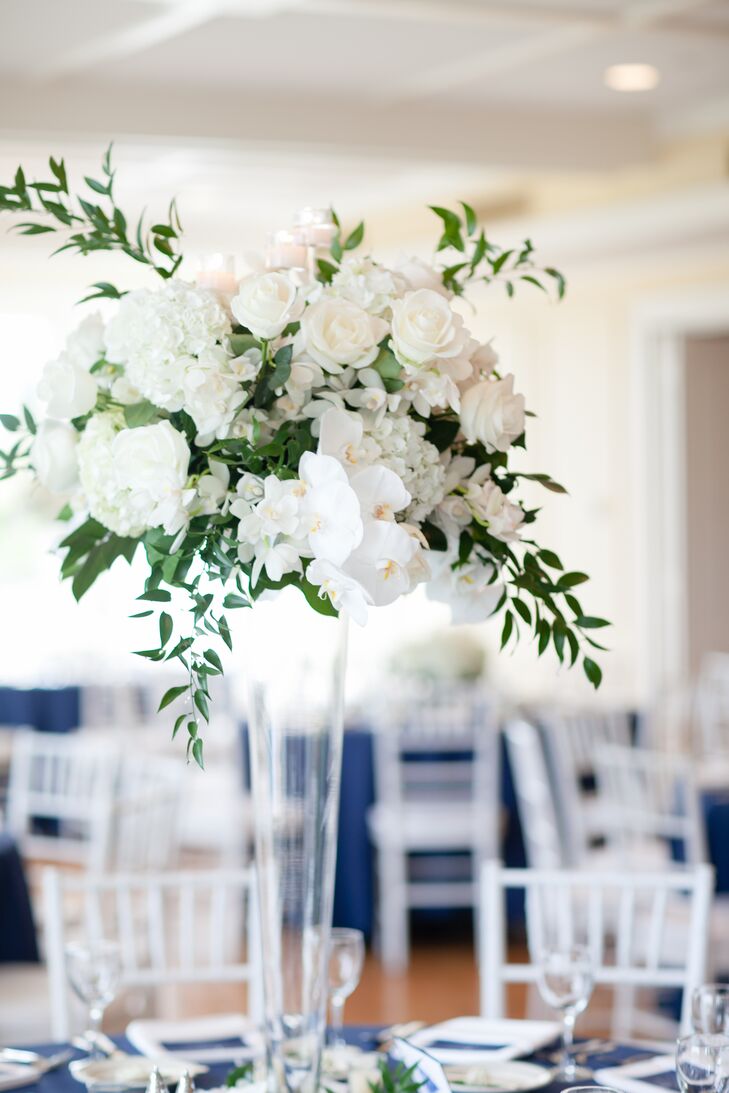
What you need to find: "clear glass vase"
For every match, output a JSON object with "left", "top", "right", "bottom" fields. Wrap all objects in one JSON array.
[{"left": 244, "top": 588, "right": 348, "bottom": 1093}]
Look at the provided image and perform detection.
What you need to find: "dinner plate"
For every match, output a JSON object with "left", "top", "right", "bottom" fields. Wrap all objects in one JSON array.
[
  {"left": 443, "top": 1060, "right": 554, "bottom": 1093},
  {"left": 69, "top": 1055, "right": 208, "bottom": 1091}
]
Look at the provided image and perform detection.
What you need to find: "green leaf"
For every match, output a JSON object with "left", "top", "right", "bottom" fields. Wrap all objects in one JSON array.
[
  {"left": 512, "top": 598, "right": 531, "bottom": 626},
  {"left": 159, "top": 611, "right": 173, "bottom": 647},
  {"left": 194, "top": 689, "right": 209, "bottom": 721},
  {"left": 192, "top": 737, "right": 205, "bottom": 770},
  {"left": 373, "top": 345, "right": 401, "bottom": 381},
  {"left": 229, "top": 333, "right": 259, "bottom": 356},
  {"left": 158, "top": 684, "right": 188, "bottom": 712},
  {"left": 558, "top": 572, "right": 590, "bottom": 589},
  {"left": 343, "top": 221, "right": 364, "bottom": 251},
  {"left": 172, "top": 713, "right": 186, "bottom": 739},
  {"left": 84, "top": 176, "right": 109, "bottom": 196},
  {"left": 575, "top": 615, "right": 610, "bottom": 629},
  {"left": 129, "top": 609, "right": 153, "bottom": 619},
  {"left": 429, "top": 205, "right": 465, "bottom": 253},
  {"left": 23, "top": 406, "right": 36, "bottom": 435},
  {"left": 583, "top": 656, "right": 603, "bottom": 689},
  {"left": 138, "top": 588, "right": 171, "bottom": 602},
  {"left": 500, "top": 610, "right": 514, "bottom": 650},
  {"left": 0, "top": 414, "right": 19, "bottom": 432},
  {"left": 49, "top": 157, "right": 68, "bottom": 192},
  {"left": 218, "top": 615, "right": 233, "bottom": 650},
  {"left": 123, "top": 400, "right": 158, "bottom": 428},
  {"left": 204, "top": 648, "right": 224, "bottom": 673},
  {"left": 460, "top": 201, "right": 477, "bottom": 236},
  {"left": 223, "top": 593, "right": 248, "bottom": 609},
  {"left": 537, "top": 548, "right": 563, "bottom": 570}
]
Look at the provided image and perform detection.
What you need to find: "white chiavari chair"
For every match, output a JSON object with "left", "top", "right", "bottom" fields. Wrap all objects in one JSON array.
[
  {"left": 504, "top": 719, "right": 566, "bottom": 868},
  {"left": 367, "top": 679, "right": 499, "bottom": 971},
  {"left": 539, "top": 707, "right": 634, "bottom": 851},
  {"left": 5, "top": 730, "right": 119, "bottom": 869},
  {"left": 479, "top": 861, "right": 713, "bottom": 1038},
  {"left": 594, "top": 744, "right": 707, "bottom": 867},
  {"left": 108, "top": 756, "right": 185, "bottom": 872},
  {"left": 43, "top": 866, "right": 262, "bottom": 1040}
]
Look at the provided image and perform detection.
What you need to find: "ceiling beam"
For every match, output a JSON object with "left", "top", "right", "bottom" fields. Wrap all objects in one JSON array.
[{"left": 0, "top": 79, "right": 654, "bottom": 172}]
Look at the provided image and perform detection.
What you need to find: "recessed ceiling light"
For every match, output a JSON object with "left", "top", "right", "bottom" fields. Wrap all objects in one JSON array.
[{"left": 604, "top": 63, "right": 660, "bottom": 92}]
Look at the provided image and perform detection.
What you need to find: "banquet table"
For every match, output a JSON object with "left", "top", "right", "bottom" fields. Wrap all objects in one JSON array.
[
  {"left": 0, "top": 833, "right": 39, "bottom": 964},
  {"left": 11, "top": 1029, "right": 678, "bottom": 1093}
]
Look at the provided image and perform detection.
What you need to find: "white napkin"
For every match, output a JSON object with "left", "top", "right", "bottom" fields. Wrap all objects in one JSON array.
[
  {"left": 0, "top": 1064, "right": 42, "bottom": 1093},
  {"left": 408, "top": 1017, "right": 562, "bottom": 1065},
  {"left": 126, "top": 1014, "right": 264, "bottom": 1064}
]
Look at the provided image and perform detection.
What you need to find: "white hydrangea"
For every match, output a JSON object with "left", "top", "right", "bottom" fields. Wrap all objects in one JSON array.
[
  {"left": 330, "top": 257, "right": 407, "bottom": 316},
  {"left": 77, "top": 412, "right": 147, "bottom": 537},
  {"left": 367, "top": 413, "right": 446, "bottom": 523},
  {"left": 104, "top": 280, "right": 231, "bottom": 412}
]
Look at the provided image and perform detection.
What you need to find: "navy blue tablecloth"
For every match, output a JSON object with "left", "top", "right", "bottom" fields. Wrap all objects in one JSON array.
[
  {"left": 18, "top": 1031, "right": 673, "bottom": 1093},
  {"left": 0, "top": 686, "right": 79, "bottom": 734},
  {"left": 0, "top": 833, "right": 39, "bottom": 963}
]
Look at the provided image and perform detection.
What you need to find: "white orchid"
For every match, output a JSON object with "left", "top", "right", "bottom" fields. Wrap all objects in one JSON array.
[
  {"left": 296, "top": 452, "right": 363, "bottom": 565},
  {"left": 350, "top": 465, "right": 410, "bottom": 522},
  {"left": 307, "top": 558, "right": 371, "bottom": 626},
  {"left": 345, "top": 520, "right": 418, "bottom": 607},
  {"left": 317, "top": 407, "right": 379, "bottom": 473}
]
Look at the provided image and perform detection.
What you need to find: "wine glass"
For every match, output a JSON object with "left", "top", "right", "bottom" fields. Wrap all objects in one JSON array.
[
  {"left": 676, "top": 1034, "right": 723, "bottom": 1093},
  {"left": 693, "top": 986, "right": 729, "bottom": 1043},
  {"left": 65, "top": 940, "right": 121, "bottom": 1040},
  {"left": 327, "top": 928, "right": 364, "bottom": 1048},
  {"left": 536, "top": 945, "right": 594, "bottom": 1080}
]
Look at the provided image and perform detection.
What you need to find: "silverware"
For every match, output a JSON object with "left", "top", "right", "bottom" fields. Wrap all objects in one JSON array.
[{"left": 0, "top": 1049, "right": 73, "bottom": 1073}]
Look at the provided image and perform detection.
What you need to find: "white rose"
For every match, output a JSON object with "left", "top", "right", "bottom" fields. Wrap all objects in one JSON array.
[
  {"left": 231, "top": 272, "right": 303, "bottom": 340},
  {"left": 396, "top": 257, "right": 452, "bottom": 299},
  {"left": 330, "top": 256, "right": 408, "bottom": 315},
  {"left": 460, "top": 374, "right": 525, "bottom": 453},
  {"left": 390, "top": 289, "right": 467, "bottom": 367},
  {"left": 31, "top": 421, "right": 79, "bottom": 493},
  {"left": 300, "top": 297, "right": 388, "bottom": 373},
  {"left": 465, "top": 476, "right": 524, "bottom": 542},
  {"left": 112, "top": 420, "right": 193, "bottom": 535},
  {"left": 37, "top": 353, "right": 98, "bottom": 419}
]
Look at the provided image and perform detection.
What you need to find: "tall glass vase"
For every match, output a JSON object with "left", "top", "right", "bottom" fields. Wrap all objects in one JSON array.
[{"left": 244, "top": 588, "right": 348, "bottom": 1093}]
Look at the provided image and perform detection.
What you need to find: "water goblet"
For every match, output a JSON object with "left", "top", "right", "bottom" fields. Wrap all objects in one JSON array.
[
  {"left": 327, "top": 928, "right": 365, "bottom": 1048},
  {"left": 65, "top": 940, "right": 121, "bottom": 1040},
  {"left": 676, "top": 1034, "right": 722, "bottom": 1093},
  {"left": 536, "top": 945, "right": 594, "bottom": 1080},
  {"left": 693, "top": 986, "right": 729, "bottom": 1043}
]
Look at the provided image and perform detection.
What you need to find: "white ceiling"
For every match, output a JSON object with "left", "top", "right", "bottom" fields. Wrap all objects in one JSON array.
[
  {"left": 0, "top": 0, "right": 728, "bottom": 168},
  {"left": 0, "top": 0, "right": 728, "bottom": 260}
]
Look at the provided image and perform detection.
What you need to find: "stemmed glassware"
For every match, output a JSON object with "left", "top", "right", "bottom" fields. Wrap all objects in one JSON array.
[
  {"left": 327, "top": 928, "right": 365, "bottom": 1048},
  {"left": 535, "top": 945, "right": 595, "bottom": 1080},
  {"left": 676, "top": 1034, "right": 729, "bottom": 1093},
  {"left": 693, "top": 986, "right": 729, "bottom": 1043},
  {"left": 65, "top": 940, "right": 121, "bottom": 1041}
]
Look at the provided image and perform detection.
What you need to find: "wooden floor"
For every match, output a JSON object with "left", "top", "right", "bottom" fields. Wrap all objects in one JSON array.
[{"left": 107, "top": 937, "right": 527, "bottom": 1031}]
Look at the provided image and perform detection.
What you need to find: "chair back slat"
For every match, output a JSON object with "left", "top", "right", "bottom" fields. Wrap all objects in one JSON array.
[
  {"left": 43, "top": 867, "right": 261, "bottom": 1040},
  {"left": 479, "top": 861, "right": 713, "bottom": 1037}
]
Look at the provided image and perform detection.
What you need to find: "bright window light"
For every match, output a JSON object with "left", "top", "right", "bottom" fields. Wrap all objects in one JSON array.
[{"left": 604, "top": 63, "right": 661, "bottom": 92}]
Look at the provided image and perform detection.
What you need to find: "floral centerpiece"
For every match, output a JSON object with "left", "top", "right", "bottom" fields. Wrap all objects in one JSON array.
[
  {"left": 0, "top": 149, "right": 606, "bottom": 764},
  {"left": 0, "top": 148, "right": 608, "bottom": 1093}
]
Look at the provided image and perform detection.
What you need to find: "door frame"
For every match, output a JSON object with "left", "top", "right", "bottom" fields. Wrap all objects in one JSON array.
[{"left": 632, "top": 287, "right": 729, "bottom": 737}]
